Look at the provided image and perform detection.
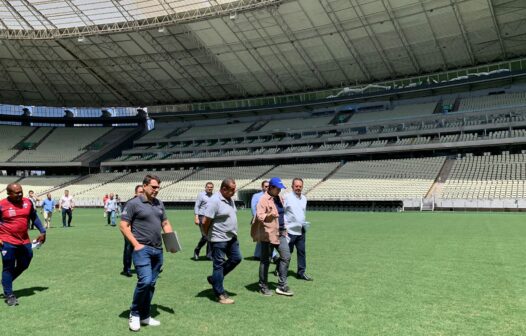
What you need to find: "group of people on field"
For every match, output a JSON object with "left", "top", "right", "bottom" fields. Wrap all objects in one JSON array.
[{"left": 0, "top": 174, "right": 313, "bottom": 333}]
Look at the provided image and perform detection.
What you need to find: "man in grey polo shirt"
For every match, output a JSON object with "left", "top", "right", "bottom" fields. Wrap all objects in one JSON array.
[
  {"left": 119, "top": 174, "right": 175, "bottom": 332},
  {"left": 192, "top": 182, "right": 214, "bottom": 261},
  {"left": 202, "top": 178, "right": 242, "bottom": 304}
]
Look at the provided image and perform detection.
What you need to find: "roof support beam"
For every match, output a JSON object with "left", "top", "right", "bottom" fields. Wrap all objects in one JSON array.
[
  {"left": 223, "top": 17, "right": 287, "bottom": 93},
  {"left": 486, "top": 0, "right": 507, "bottom": 59},
  {"left": 269, "top": 8, "right": 328, "bottom": 87},
  {"left": 380, "top": 0, "right": 422, "bottom": 74},
  {"left": 349, "top": 0, "right": 396, "bottom": 78},
  {"left": 449, "top": 0, "right": 476, "bottom": 65},
  {"left": 319, "top": 0, "right": 372, "bottom": 83},
  {"left": 419, "top": 1, "right": 448, "bottom": 70},
  {"left": 136, "top": 30, "right": 211, "bottom": 101},
  {"left": 180, "top": 24, "right": 248, "bottom": 97},
  {"left": 0, "top": 0, "right": 283, "bottom": 40}
]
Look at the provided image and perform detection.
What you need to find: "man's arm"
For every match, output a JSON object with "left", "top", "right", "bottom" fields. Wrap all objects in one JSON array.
[
  {"left": 161, "top": 219, "right": 173, "bottom": 233},
  {"left": 119, "top": 220, "right": 143, "bottom": 250},
  {"left": 194, "top": 196, "right": 201, "bottom": 225},
  {"left": 30, "top": 205, "right": 46, "bottom": 243},
  {"left": 201, "top": 216, "right": 212, "bottom": 235}
]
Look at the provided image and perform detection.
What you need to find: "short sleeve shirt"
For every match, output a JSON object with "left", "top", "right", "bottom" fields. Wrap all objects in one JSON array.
[
  {"left": 121, "top": 195, "right": 167, "bottom": 249},
  {"left": 0, "top": 197, "right": 37, "bottom": 245},
  {"left": 60, "top": 195, "right": 74, "bottom": 209},
  {"left": 204, "top": 192, "right": 237, "bottom": 242}
]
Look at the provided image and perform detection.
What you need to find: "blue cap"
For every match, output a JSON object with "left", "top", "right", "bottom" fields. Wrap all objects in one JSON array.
[{"left": 269, "top": 177, "right": 286, "bottom": 189}]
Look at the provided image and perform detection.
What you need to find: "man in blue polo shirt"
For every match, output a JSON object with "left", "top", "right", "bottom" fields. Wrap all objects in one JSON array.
[
  {"left": 202, "top": 178, "right": 241, "bottom": 304},
  {"left": 119, "top": 174, "right": 175, "bottom": 332}
]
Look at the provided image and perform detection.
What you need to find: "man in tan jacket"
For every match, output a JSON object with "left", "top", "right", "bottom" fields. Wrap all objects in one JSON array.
[{"left": 251, "top": 177, "right": 293, "bottom": 297}]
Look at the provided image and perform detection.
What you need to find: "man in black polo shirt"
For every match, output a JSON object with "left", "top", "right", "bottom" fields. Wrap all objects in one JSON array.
[{"left": 119, "top": 174, "right": 175, "bottom": 332}]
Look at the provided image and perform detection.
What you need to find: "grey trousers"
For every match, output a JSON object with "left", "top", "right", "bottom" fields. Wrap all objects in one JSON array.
[{"left": 259, "top": 236, "right": 290, "bottom": 289}]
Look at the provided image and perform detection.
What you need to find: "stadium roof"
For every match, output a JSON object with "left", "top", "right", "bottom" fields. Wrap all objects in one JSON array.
[{"left": 0, "top": 0, "right": 524, "bottom": 108}]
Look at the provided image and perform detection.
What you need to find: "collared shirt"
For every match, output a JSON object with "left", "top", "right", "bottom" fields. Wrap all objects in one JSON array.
[
  {"left": 0, "top": 197, "right": 37, "bottom": 245},
  {"left": 284, "top": 192, "right": 307, "bottom": 235},
  {"left": 250, "top": 191, "right": 264, "bottom": 216},
  {"left": 204, "top": 192, "right": 237, "bottom": 242},
  {"left": 121, "top": 194, "right": 167, "bottom": 249},
  {"left": 60, "top": 195, "right": 74, "bottom": 209},
  {"left": 194, "top": 191, "right": 213, "bottom": 216},
  {"left": 42, "top": 198, "right": 55, "bottom": 212},
  {"left": 105, "top": 198, "right": 117, "bottom": 212}
]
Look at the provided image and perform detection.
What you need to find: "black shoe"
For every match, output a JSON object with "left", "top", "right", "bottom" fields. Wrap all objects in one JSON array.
[
  {"left": 193, "top": 251, "right": 199, "bottom": 261},
  {"left": 260, "top": 287, "right": 272, "bottom": 296},
  {"left": 120, "top": 270, "right": 132, "bottom": 277},
  {"left": 207, "top": 276, "right": 213, "bottom": 286},
  {"left": 273, "top": 269, "right": 278, "bottom": 277},
  {"left": 297, "top": 273, "right": 313, "bottom": 281},
  {"left": 5, "top": 294, "right": 18, "bottom": 306}
]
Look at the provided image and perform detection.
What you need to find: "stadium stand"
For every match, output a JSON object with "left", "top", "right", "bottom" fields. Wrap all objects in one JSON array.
[
  {"left": 440, "top": 152, "right": 526, "bottom": 199},
  {"left": 458, "top": 92, "right": 526, "bottom": 112},
  {"left": 0, "top": 125, "right": 35, "bottom": 161},
  {"left": 18, "top": 175, "right": 81, "bottom": 196},
  {"left": 349, "top": 102, "right": 437, "bottom": 123},
  {"left": 12, "top": 127, "right": 112, "bottom": 162},
  {"left": 308, "top": 157, "right": 445, "bottom": 201}
]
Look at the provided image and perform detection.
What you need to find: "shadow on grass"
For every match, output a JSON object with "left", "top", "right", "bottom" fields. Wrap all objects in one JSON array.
[
  {"left": 119, "top": 304, "right": 175, "bottom": 319},
  {"left": 14, "top": 286, "right": 49, "bottom": 298},
  {"left": 195, "top": 288, "right": 237, "bottom": 302},
  {"left": 243, "top": 256, "right": 260, "bottom": 261},
  {"left": 189, "top": 256, "right": 212, "bottom": 262}
]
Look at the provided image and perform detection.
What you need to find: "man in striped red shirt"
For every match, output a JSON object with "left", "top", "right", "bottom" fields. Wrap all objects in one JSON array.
[{"left": 0, "top": 183, "right": 46, "bottom": 306}]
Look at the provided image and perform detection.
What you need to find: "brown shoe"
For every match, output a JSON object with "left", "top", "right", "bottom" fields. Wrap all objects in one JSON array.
[{"left": 217, "top": 294, "right": 234, "bottom": 304}]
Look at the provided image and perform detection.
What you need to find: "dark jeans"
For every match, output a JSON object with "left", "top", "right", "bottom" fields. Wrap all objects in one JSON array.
[
  {"left": 194, "top": 216, "right": 211, "bottom": 258},
  {"left": 1, "top": 242, "right": 33, "bottom": 296},
  {"left": 106, "top": 210, "right": 116, "bottom": 226},
  {"left": 123, "top": 239, "right": 133, "bottom": 273},
  {"left": 62, "top": 208, "right": 72, "bottom": 227},
  {"left": 210, "top": 237, "right": 242, "bottom": 296},
  {"left": 259, "top": 236, "right": 290, "bottom": 290},
  {"left": 288, "top": 229, "right": 307, "bottom": 276},
  {"left": 130, "top": 245, "right": 163, "bottom": 320}
]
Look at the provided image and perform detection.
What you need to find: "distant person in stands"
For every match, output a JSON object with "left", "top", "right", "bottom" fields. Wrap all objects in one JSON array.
[
  {"left": 0, "top": 183, "right": 46, "bottom": 306},
  {"left": 193, "top": 182, "right": 214, "bottom": 261},
  {"left": 252, "top": 177, "right": 293, "bottom": 296},
  {"left": 121, "top": 185, "right": 144, "bottom": 277},
  {"left": 202, "top": 178, "right": 241, "bottom": 304},
  {"left": 105, "top": 193, "right": 118, "bottom": 226},
  {"left": 120, "top": 174, "right": 174, "bottom": 331},
  {"left": 284, "top": 178, "right": 312, "bottom": 281},
  {"left": 27, "top": 190, "right": 40, "bottom": 230},
  {"left": 59, "top": 190, "right": 74, "bottom": 227},
  {"left": 251, "top": 180, "right": 269, "bottom": 260},
  {"left": 41, "top": 193, "right": 56, "bottom": 229}
]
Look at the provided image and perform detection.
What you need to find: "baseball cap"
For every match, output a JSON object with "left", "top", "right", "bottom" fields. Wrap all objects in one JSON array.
[{"left": 269, "top": 177, "right": 286, "bottom": 189}]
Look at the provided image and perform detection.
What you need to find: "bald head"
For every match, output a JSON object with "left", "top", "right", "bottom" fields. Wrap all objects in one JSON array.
[{"left": 6, "top": 183, "right": 23, "bottom": 203}]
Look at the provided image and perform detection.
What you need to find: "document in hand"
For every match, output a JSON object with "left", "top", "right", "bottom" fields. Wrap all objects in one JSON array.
[{"left": 162, "top": 232, "right": 182, "bottom": 253}]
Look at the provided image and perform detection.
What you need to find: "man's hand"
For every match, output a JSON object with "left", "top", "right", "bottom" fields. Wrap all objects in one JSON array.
[
  {"left": 134, "top": 243, "right": 145, "bottom": 251},
  {"left": 36, "top": 233, "right": 46, "bottom": 244},
  {"left": 194, "top": 215, "right": 199, "bottom": 225},
  {"left": 265, "top": 213, "right": 277, "bottom": 222}
]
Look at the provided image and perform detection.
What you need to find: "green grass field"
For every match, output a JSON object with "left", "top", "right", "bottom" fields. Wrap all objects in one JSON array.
[{"left": 2, "top": 209, "right": 526, "bottom": 335}]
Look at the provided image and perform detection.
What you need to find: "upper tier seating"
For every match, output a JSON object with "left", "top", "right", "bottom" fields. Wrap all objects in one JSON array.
[
  {"left": 13, "top": 127, "right": 111, "bottom": 162},
  {"left": 458, "top": 92, "right": 526, "bottom": 112},
  {"left": 349, "top": 102, "right": 437, "bottom": 123},
  {"left": 0, "top": 125, "right": 34, "bottom": 161}
]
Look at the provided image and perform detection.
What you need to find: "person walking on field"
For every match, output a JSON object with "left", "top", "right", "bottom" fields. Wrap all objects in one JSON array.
[{"left": 59, "top": 190, "right": 74, "bottom": 227}]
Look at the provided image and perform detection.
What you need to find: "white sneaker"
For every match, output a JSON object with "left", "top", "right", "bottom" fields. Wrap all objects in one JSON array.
[
  {"left": 128, "top": 315, "right": 140, "bottom": 332},
  {"left": 140, "top": 317, "right": 161, "bottom": 326}
]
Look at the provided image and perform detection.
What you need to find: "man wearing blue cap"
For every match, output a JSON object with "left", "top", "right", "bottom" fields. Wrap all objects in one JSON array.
[{"left": 251, "top": 177, "right": 293, "bottom": 296}]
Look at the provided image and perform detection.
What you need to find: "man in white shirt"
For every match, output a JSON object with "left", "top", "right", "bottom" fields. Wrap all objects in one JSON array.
[
  {"left": 59, "top": 190, "right": 74, "bottom": 228},
  {"left": 105, "top": 193, "right": 118, "bottom": 226},
  {"left": 284, "top": 178, "right": 312, "bottom": 281}
]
